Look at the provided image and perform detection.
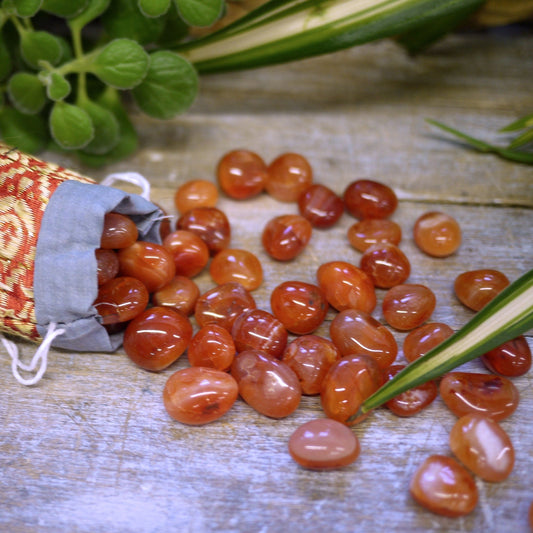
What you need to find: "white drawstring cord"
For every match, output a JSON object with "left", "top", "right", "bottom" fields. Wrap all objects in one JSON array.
[{"left": 100, "top": 172, "right": 151, "bottom": 200}]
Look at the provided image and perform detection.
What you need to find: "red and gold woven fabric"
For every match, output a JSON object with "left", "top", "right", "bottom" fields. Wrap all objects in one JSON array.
[{"left": 0, "top": 143, "right": 94, "bottom": 342}]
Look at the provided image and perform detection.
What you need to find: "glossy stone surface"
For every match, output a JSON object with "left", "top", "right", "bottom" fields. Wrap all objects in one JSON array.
[
  {"left": 282, "top": 335, "right": 341, "bottom": 395},
  {"left": 123, "top": 306, "right": 193, "bottom": 371},
  {"left": 118, "top": 241, "right": 175, "bottom": 293},
  {"left": 231, "top": 308, "right": 288, "bottom": 359},
  {"left": 187, "top": 324, "right": 236, "bottom": 371},
  {"left": 316, "top": 261, "right": 376, "bottom": 313},
  {"left": 266, "top": 152, "right": 313, "bottom": 202},
  {"left": 288, "top": 418, "right": 360, "bottom": 470},
  {"left": 449, "top": 413, "right": 514, "bottom": 482},
  {"left": 329, "top": 309, "right": 398, "bottom": 370},
  {"left": 382, "top": 283, "right": 436, "bottom": 331},
  {"left": 409, "top": 455, "right": 478, "bottom": 517},
  {"left": 174, "top": 179, "right": 219, "bottom": 214},
  {"left": 360, "top": 243, "right": 410, "bottom": 288},
  {"left": 217, "top": 149, "right": 267, "bottom": 200},
  {"left": 343, "top": 179, "right": 398, "bottom": 220},
  {"left": 231, "top": 349, "right": 301, "bottom": 418},
  {"left": 270, "top": 280, "right": 328, "bottom": 335},
  {"left": 347, "top": 218, "right": 402, "bottom": 252},
  {"left": 413, "top": 211, "right": 461, "bottom": 257},
  {"left": 439, "top": 372, "right": 519, "bottom": 421},
  {"left": 454, "top": 269, "right": 510, "bottom": 311},
  {"left": 262, "top": 214, "right": 312, "bottom": 261},
  {"left": 100, "top": 212, "right": 138, "bottom": 249},
  {"left": 152, "top": 275, "right": 200, "bottom": 316},
  {"left": 163, "top": 367, "right": 238, "bottom": 425},
  {"left": 403, "top": 322, "right": 455, "bottom": 363},
  {"left": 481, "top": 335, "right": 532, "bottom": 377},
  {"left": 194, "top": 282, "right": 256, "bottom": 331},
  {"left": 95, "top": 248, "right": 119, "bottom": 286},
  {"left": 93, "top": 276, "right": 149, "bottom": 325},
  {"left": 163, "top": 229, "right": 210, "bottom": 278},
  {"left": 297, "top": 184, "right": 344, "bottom": 228},
  {"left": 209, "top": 248, "right": 263, "bottom": 291}
]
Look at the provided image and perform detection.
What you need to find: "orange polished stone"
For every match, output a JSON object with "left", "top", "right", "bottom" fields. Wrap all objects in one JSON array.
[
  {"left": 266, "top": 152, "right": 313, "bottom": 202},
  {"left": 414, "top": 211, "right": 461, "bottom": 257},
  {"left": 262, "top": 214, "right": 312, "bottom": 261},
  {"left": 360, "top": 243, "right": 410, "bottom": 288},
  {"left": 288, "top": 418, "right": 360, "bottom": 470},
  {"left": 439, "top": 371, "right": 519, "bottom": 421},
  {"left": 217, "top": 149, "right": 268, "bottom": 200},
  {"left": 449, "top": 413, "right": 514, "bottom": 482},
  {"left": 382, "top": 283, "right": 436, "bottom": 331},
  {"left": 454, "top": 269, "right": 510, "bottom": 311},
  {"left": 100, "top": 212, "right": 138, "bottom": 249},
  {"left": 316, "top": 261, "right": 376, "bottom": 313},
  {"left": 152, "top": 275, "right": 200, "bottom": 316},
  {"left": 481, "top": 335, "right": 532, "bottom": 377},
  {"left": 174, "top": 179, "right": 218, "bottom": 214},
  {"left": 409, "top": 455, "right": 478, "bottom": 517},
  {"left": 187, "top": 324, "right": 236, "bottom": 371},
  {"left": 343, "top": 179, "right": 397, "bottom": 220},
  {"left": 163, "top": 367, "right": 238, "bottom": 425},
  {"left": 163, "top": 230, "right": 210, "bottom": 278},
  {"left": 209, "top": 248, "right": 263, "bottom": 291},
  {"left": 347, "top": 218, "right": 402, "bottom": 252},
  {"left": 95, "top": 248, "right": 119, "bottom": 286},
  {"left": 297, "top": 184, "right": 344, "bottom": 228},
  {"left": 403, "top": 322, "right": 454, "bottom": 363}
]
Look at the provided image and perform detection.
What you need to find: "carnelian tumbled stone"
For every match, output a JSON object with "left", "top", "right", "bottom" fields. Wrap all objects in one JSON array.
[
  {"left": 316, "top": 261, "right": 376, "bottom": 313},
  {"left": 403, "top": 322, "right": 454, "bottom": 363},
  {"left": 343, "top": 179, "right": 397, "bottom": 220},
  {"left": 409, "top": 455, "right": 478, "bottom": 517},
  {"left": 174, "top": 179, "right": 218, "bottom": 214},
  {"left": 449, "top": 413, "right": 514, "bottom": 482},
  {"left": 152, "top": 275, "right": 200, "bottom": 316},
  {"left": 329, "top": 309, "right": 398, "bottom": 370},
  {"left": 266, "top": 152, "right": 313, "bottom": 202},
  {"left": 187, "top": 324, "right": 236, "bottom": 371},
  {"left": 231, "top": 349, "right": 301, "bottom": 418},
  {"left": 360, "top": 243, "right": 410, "bottom": 288},
  {"left": 481, "top": 335, "right": 532, "bottom": 377},
  {"left": 209, "top": 248, "right": 263, "bottom": 291},
  {"left": 95, "top": 248, "right": 119, "bottom": 286},
  {"left": 347, "top": 218, "right": 402, "bottom": 252},
  {"left": 123, "top": 306, "right": 193, "bottom": 371},
  {"left": 100, "top": 212, "right": 138, "bottom": 249},
  {"left": 163, "top": 367, "right": 238, "bottom": 425},
  {"left": 262, "top": 214, "right": 312, "bottom": 261},
  {"left": 217, "top": 149, "right": 268, "bottom": 200},
  {"left": 413, "top": 211, "right": 461, "bottom": 257},
  {"left": 439, "top": 372, "right": 519, "bottom": 421},
  {"left": 270, "top": 281, "right": 328, "bottom": 335},
  {"left": 297, "top": 184, "right": 344, "bottom": 228},
  {"left": 288, "top": 418, "right": 360, "bottom": 470},
  {"left": 118, "top": 241, "right": 175, "bottom": 293},
  {"left": 163, "top": 230, "right": 210, "bottom": 278},
  {"left": 382, "top": 283, "right": 436, "bottom": 331},
  {"left": 454, "top": 269, "right": 510, "bottom": 311}
]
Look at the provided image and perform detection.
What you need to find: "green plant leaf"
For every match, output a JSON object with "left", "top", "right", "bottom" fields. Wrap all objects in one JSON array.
[
  {"left": 0, "top": 105, "right": 49, "bottom": 153},
  {"left": 78, "top": 98, "right": 120, "bottom": 154},
  {"left": 0, "top": 33, "right": 12, "bottom": 81},
  {"left": 89, "top": 38, "right": 149, "bottom": 89},
  {"left": 68, "top": 0, "right": 111, "bottom": 32},
  {"left": 20, "top": 30, "right": 63, "bottom": 69},
  {"left": 41, "top": 0, "right": 89, "bottom": 18},
  {"left": 132, "top": 50, "right": 197, "bottom": 119},
  {"left": 41, "top": 71, "right": 71, "bottom": 100},
  {"left": 174, "top": 0, "right": 223, "bottom": 27},
  {"left": 499, "top": 113, "right": 533, "bottom": 133},
  {"left": 12, "top": 0, "right": 42, "bottom": 17},
  {"left": 138, "top": 0, "right": 170, "bottom": 18},
  {"left": 49, "top": 101, "right": 94, "bottom": 149},
  {"left": 7, "top": 71, "right": 46, "bottom": 114},
  {"left": 156, "top": 1, "right": 189, "bottom": 47},
  {"left": 507, "top": 128, "right": 533, "bottom": 151}
]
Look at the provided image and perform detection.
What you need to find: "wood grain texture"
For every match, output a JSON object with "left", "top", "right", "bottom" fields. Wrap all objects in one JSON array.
[{"left": 1, "top": 31, "right": 532, "bottom": 533}]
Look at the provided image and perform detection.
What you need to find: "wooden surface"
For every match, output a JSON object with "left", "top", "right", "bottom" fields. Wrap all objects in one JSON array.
[{"left": 1, "top": 29, "right": 533, "bottom": 533}]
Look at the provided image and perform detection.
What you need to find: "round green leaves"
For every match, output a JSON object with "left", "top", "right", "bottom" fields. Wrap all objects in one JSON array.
[{"left": 49, "top": 101, "right": 94, "bottom": 149}]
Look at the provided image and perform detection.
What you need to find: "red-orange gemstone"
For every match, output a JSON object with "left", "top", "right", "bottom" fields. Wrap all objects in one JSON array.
[
  {"left": 297, "top": 184, "right": 344, "bottom": 228},
  {"left": 174, "top": 179, "right": 218, "bottom": 214},
  {"left": 266, "top": 152, "right": 313, "bottom": 202},
  {"left": 152, "top": 275, "right": 200, "bottom": 316},
  {"left": 409, "top": 455, "right": 478, "bottom": 517},
  {"left": 209, "top": 248, "right": 263, "bottom": 291},
  {"left": 177, "top": 206, "right": 231, "bottom": 255},
  {"left": 118, "top": 241, "right": 175, "bottom": 293},
  {"left": 481, "top": 335, "right": 532, "bottom": 377},
  {"left": 343, "top": 179, "right": 397, "bottom": 220},
  {"left": 329, "top": 309, "right": 398, "bottom": 370},
  {"left": 93, "top": 276, "right": 149, "bottom": 325},
  {"left": 270, "top": 281, "right": 328, "bottom": 335},
  {"left": 360, "top": 243, "right": 410, "bottom": 288},
  {"left": 163, "top": 367, "right": 238, "bottom": 425},
  {"left": 231, "top": 349, "right": 301, "bottom": 418},
  {"left": 282, "top": 335, "right": 341, "bottom": 395},
  {"left": 382, "top": 283, "right": 436, "bottom": 331},
  {"left": 262, "top": 214, "right": 312, "bottom": 261},
  {"left": 288, "top": 418, "right": 360, "bottom": 470},
  {"left": 414, "top": 211, "right": 461, "bottom": 257},
  {"left": 347, "top": 218, "right": 402, "bottom": 252},
  {"left": 439, "top": 371, "right": 519, "bottom": 421},
  {"left": 95, "top": 248, "right": 119, "bottom": 286},
  {"left": 449, "top": 413, "right": 514, "bottom": 482},
  {"left": 195, "top": 282, "right": 256, "bottom": 331},
  {"left": 316, "top": 261, "right": 376, "bottom": 313},
  {"left": 123, "top": 306, "right": 193, "bottom": 371},
  {"left": 454, "top": 269, "right": 510, "bottom": 311},
  {"left": 100, "top": 212, "right": 138, "bottom": 249},
  {"left": 187, "top": 324, "right": 236, "bottom": 371},
  {"left": 163, "top": 230, "right": 210, "bottom": 278},
  {"left": 217, "top": 149, "right": 268, "bottom": 200},
  {"left": 231, "top": 309, "right": 288, "bottom": 359},
  {"left": 403, "top": 322, "right": 454, "bottom": 363},
  {"left": 529, "top": 502, "right": 533, "bottom": 529}
]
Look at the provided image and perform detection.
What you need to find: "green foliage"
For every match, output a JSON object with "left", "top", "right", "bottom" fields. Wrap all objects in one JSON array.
[
  {"left": 0, "top": 105, "right": 48, "bottom": 153},
  {"left": 41, "top": 0, "right": 89, "bottom": 18},
  {"left": 49, "top": 101, "right": 94, "bottom": 149},
  {"left": 7, "top": 71, "right": 46, "bottom": 113},
  {"left": 138, "top": 0, "right": 170, "bottom": 18},
  {"left": 174, "top": 0, "right": 223, "bottom": 28},
  {"left": 12, "top": 0, "right": 42, "bottom": 18},
  {"left": 20, "top": 30, "right": 63, "bottom": 68}
]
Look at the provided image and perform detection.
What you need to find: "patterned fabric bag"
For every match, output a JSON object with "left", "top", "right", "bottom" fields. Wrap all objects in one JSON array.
[{"left": 0, "top": 143, "right": 162, "bottom": 384}]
